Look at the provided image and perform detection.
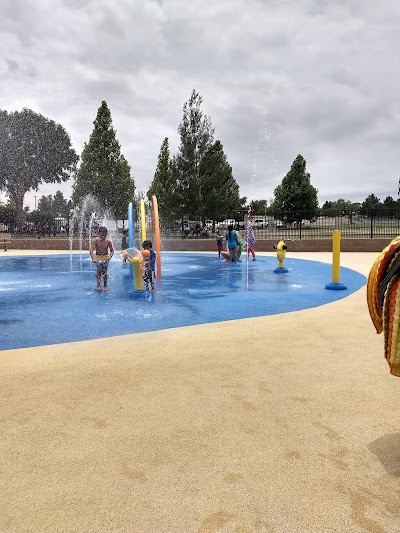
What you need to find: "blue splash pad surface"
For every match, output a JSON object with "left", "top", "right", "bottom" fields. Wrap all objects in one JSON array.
[{"left": 0, "top": 253, "right": 366, "bottom": 350}]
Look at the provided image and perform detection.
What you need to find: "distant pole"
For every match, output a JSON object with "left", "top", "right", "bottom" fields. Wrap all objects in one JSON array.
[
  {"left": 325, "top": 230, "right": 347, "bottom": 290},
  {"left": 34, "top": 196, "right": 37, "bottom": 210}
]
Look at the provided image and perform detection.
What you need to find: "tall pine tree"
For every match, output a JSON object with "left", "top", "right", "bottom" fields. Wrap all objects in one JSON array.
[
  {"left": 199, "top": 140, "right": 240, "bottom": 216},
  {"left": 72, "top": 101, "right": 135, "bottom": 219},
  {"left": 173, "top": 90, "right": 214, "bottom": 214},
  {"left": 147, "top": 137, "right": 177, "bottom": 214}
]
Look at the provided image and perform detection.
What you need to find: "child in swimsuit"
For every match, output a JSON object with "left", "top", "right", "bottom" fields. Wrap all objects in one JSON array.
[
  {"left": 90, "top": 226, "right": 114, "bottom": 291},
  {"left": 225, "top": 225, "right": 238, "bottom": 263},
  {"left": 245, "top": 215, "right": 256, "bottom": 261},
  {"left": 121, "top": 229, "right": 129, "bottom": 263},
  {"left": 216, "top": 230, "right": 224, "bottom": 258},
  {"left": 142, "top": 239, "right": 156, "bottom": 291}
]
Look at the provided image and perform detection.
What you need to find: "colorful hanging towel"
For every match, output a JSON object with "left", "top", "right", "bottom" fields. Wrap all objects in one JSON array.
[{"left": 367, "top": 236, "right": 400, "bottom": 376}]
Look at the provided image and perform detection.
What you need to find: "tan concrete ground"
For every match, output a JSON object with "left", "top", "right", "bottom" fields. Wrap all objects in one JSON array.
[{"left": 1, "top": 251, "right": 400, "bottom": 533}]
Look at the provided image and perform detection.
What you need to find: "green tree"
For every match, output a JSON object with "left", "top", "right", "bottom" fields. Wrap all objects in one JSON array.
[
  {"left": 173, "top": 90, "right": 215, "bottom": 214},
  {"left": 52, "top": 190, "right": 70, "bottom": 218},
  {"left": 37, "top": 195, "right": 52, "bottom": 213},
  {"left": 27, "top": 191, "right": 71, "bottom": 227},
  {"left": 321, "top": 200, "right": 333, "bottom": 211},
  {"left": 380, "top": 196, "right": 397, "bottom": 219},
  {"left": 239, "top": 197, "right": 249, "bottom": 212},
  {"left": 0, "top": 200, "right": 16, "bottom": 227},
  {"left": 36, "top": 195, "right": 54, "bottom": 225},
  {"left": 147, "top": 137, "right": 177, "bottom": 214},
  {"left": 321, "top": 198, "right": 354, "bottom": 215},
  {"left": 332, "top": 199, "right": 352, "bottom": 211},
  {"left": 249, "top": 199, "right": 268, "bottom": 215},
  {"left": 272, "top": 154, "right": 319, "bottom": 224},
  {"left": 0, "top": 108, "right": 78, "bottom": 228},
  {"left": 72, "top": 101, "right": 135, "bottom": 219},
  {"left": 382, "top": 196, "right": 397, "bottom": 209},
  {"left": 360, "top": 194, "right": 382, "bottom": 217},
  {"left": 198, "top": 140, "right": 241, "bottom": 217}
]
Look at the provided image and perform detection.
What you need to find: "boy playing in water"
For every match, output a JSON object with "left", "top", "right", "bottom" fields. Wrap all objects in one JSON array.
[
  {"left": 121, "top": 229, "right": 129, "bottom": 263},
  {"left": 90, "top": 226, "right": 114, "bottom": 291},
  {"left": 142, "top": 239, "right": 156, "bottom": 292}
]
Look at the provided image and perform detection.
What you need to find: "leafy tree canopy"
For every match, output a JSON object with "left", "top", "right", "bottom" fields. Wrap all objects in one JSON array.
[
  {"left": 26, "top": 191, "right": 71, "bottom": 226},
  {"left": 382, "top": 196, "right": 397, "bottom": 209},
  {"left": 0, "top": 199, "right": 16, "bottom": 226},
  {"left": 0, "top": 108, "right": 78, "bottom": 227},
  {"left": 321, "top": 198, "right": 360, "bottom": 214},
  {"left": 272, "top": 154, "right": 319, "bottom": 224},
  {"left": 360, "top": 194, "right": 382, "bottom": 216},
  {"left": 247, "top": 199, "right": 268, "bottom": 215}
]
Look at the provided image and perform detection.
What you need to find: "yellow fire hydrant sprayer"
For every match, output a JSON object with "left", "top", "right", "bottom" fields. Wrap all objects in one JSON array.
[{"left": 273, "top": 240, "right": 288, "bottom": 273}]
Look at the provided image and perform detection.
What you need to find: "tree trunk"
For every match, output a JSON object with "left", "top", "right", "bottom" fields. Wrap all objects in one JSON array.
[{"left": 11, "top": 190, "right": 26, "bottom": 230}]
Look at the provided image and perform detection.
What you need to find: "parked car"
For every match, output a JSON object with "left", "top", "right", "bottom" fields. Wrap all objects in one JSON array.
[
  {"left": 204, "top": 220, "right": 214, "bottom": 230},
  {"left": 275, "top": 221, "right": 287, "bottom": 229},
  {"left": 253, "top": 219, "right": 267, "bottom": 229},
  {"left": 217, "top": 219, "right": 236, "bottom": 229}
]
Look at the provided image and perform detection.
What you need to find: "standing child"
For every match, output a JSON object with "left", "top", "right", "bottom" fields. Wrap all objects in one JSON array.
[
  {"left": 140, "top": 250, "right": 154, "bottom": 292},
  {"left": 90, "top": 226, "right": 114, "bottom": 291},
  {"left": 225, "top": 225, "right": 238, "bottom": 263},
  {"left": 235, "top": 230, "right": 243, "bottom": 260},
  {"left": 245, "top": 214, "right": 256, "bottom": 261},
  {"left": 121, "top": 229, "right": 129, "bottom": 263},
  {"left": 142, "top": 239, "right": 156, "bottom": 292},
  {"left": 216, "top": 229, "right": 224, "bottom": 258}
]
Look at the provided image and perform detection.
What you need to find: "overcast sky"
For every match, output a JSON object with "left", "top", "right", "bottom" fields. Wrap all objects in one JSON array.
[{"left": 1, "top": 0, "right": 399, "bottom": 211}]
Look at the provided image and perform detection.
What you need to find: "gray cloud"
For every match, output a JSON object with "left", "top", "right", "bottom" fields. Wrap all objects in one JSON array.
[{"left": 1, "top": 0, "right": 399, "bottom": 210}]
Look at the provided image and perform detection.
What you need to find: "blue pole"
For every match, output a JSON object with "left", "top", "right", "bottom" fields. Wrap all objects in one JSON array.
[{"left": 128, "top": 202, "right": 134, "bottom": 292}]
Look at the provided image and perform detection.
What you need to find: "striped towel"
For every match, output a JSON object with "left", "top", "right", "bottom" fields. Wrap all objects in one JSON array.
[{"left": 367, "top": 236, "right": 400, "bottom": 376}]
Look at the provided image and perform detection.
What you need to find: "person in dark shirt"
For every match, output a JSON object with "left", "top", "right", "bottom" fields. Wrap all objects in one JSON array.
[{"left": 142, "top": 239, "right": 156, "bottom": 291}]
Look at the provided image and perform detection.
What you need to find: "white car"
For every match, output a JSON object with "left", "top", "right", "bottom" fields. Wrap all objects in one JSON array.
[
  {"left": 253, "top": 219, "right": 267, "bottom": 229},
  {"left": 217, "top": 219, "right": 236, "bottom": 229},
  {"left": 204, "top": 220, "right": 214, "bottom": 230}
]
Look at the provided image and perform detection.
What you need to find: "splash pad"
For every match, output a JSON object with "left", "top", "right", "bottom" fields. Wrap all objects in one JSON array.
[{"left": 0, "top": 253, "right": 365, "bottom": 350}]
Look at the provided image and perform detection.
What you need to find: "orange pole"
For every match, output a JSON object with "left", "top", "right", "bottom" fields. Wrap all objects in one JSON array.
[{"left": 151, "top": 195, "right": 162, "bottom": 279}]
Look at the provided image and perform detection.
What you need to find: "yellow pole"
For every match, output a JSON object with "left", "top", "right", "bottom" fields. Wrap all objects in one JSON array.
[
  {"left": 132, "top": 256, "right": 143, "bottom": 290},
  {"left": 332, "top": 230, "right": 341, "bottom": 283},
  {"left": 325, "top": 230, "right": 347, "bottom": 290},
  {"left": 140, "top": 199, "right": 146, "bottom": 243}
]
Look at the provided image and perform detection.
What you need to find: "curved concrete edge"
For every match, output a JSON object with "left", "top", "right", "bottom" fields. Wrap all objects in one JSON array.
[{"left": 3, "top": 251, "right": 399, "bottom": 533}]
